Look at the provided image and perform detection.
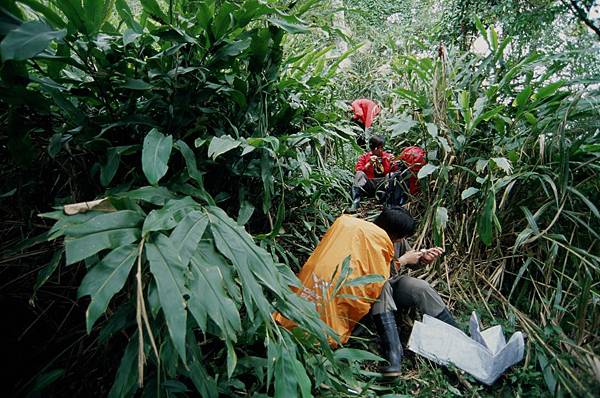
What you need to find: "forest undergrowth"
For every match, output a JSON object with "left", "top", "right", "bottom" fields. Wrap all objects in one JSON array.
[{"left": 0, "top": 0, "right": 599, "bottom": 397}]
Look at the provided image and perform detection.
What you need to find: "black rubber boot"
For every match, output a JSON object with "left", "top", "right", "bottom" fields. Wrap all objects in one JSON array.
[
  {"left": 346, "top": 187, "right": 361, "bottom": 213},
  {"left": 435, "top": 308, "right": 458, "bottom": 328},
  {"left": 373, "top": 312, "right": 403, "bottom": 377}
]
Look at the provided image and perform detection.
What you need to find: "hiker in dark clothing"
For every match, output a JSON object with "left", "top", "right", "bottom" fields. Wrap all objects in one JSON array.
[{"left": 370, "top": 207, "right": 457, "bottom": 377}]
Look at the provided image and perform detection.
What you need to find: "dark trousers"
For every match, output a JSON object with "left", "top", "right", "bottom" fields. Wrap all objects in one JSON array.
[{"left": 371, "top": 275, "right": 446, "bottom": 317}]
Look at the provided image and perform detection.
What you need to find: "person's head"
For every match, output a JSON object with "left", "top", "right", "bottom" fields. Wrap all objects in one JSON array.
[
  {"left": 369, "top": 135, "right": 385, "bottom": 156},
  {"left": 373, "top": 206, "right": 416, "bottom": 242}
]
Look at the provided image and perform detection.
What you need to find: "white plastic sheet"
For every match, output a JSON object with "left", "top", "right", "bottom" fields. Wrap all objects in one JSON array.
[{"left": 407, "top": 311, "right": 524, "bottom": 385}]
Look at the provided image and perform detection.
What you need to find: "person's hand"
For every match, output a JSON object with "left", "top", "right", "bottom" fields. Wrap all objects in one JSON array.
[
  {"left": 364, "top": 155, "right": 377, "bottom": 169},
  {"left": 419, "top": 247, "right": 444, "bottom": 264},
  {"left": 395, "top": 250, "right": 422, "bottom": 270}
]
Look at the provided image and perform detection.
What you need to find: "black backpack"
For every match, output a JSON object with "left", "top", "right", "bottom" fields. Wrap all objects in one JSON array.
[{"left": 382, "top": 164, "right": 411, "bottom": 207}]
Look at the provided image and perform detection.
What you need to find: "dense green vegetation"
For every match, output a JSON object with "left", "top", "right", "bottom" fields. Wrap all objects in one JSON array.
[{"left": 1, "top": 0, "right": 598, "bottom": 397}]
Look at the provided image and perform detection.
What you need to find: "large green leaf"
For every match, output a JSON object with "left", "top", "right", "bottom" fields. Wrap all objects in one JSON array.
[
  {"left": 44, "top": 211, "right": 101, "bottom": 240},
  {"left": 206, "top": 209, "right": 330, "bottom": 349},
  {"left": 207, "top": 206, "right": 277, "bottom": 320},
  {"left": 389, "top": 118, "right": 417, "bottom": 138},
  {"left": 567, "top": 186, "right": 600, "bottom": 219},
  {"left": 477, "top": 190, "right": 496, "bottom": 246},
  {"left": 212, "top": 37, "right": 252, "bottom": 61},
  {"left": 334, "top": 348, "right": 384, "bottom": 363},
  {"left": 50, "top": 0, "right": 84, "bottom": 32},
  {"left": 142, "top": 128, "right": 173, "bottom": 185},
  {"left": 272, "top": 335, "right": 311, "bottom": 398},
  {"left": 65, "top": 210, "right": 143, "bottom": 236},
  {"left": 491, "top": 157, "right": 512, "bottom": 174},
  {"left": 84, "top": 0, "right": 114, "bottom": 34},
  {"left": 146, "top": 234, "right": 188, "bottom": 362},
  {"left": 188, "top": 241, "right": 241, "bottom": 341},
  {"left": 107, "top": 334, "right": 139, "bottom": 398},
  {"left": 121, "top": 78, "right": 153, "bottom": 90},
  {"left": 211, "top": 2, "right": 236, "bottom": 40},
  {"left": 169, "top": 210, "right": 208, "bottom": 266},
  {"left": 195, "top": 1, "right": 213, "bottom": 30},
  {"left": 237, "top": 201, "right": 254, "bottom": 226},
  {"left": 342, "top": 274, "right": 385, "bottom": 287},
  {"left": 17, "top": 0, "right": 66, "bottom": 28},
  {"left": 44, "top": 87, "right": 84, "bottom": 124},
  {"left": 260, "top": 153, "right": 273, "bottom": 213},
  {"left": 62, "top": 210, "right": 142, "bottom": 265},
  {"left": 435, "top": 206, "right": 448, "bottom": 230},
  {"left": 433, "top": 206, "right": 449, "bottom": 246},
  {"left": 33, "top": 249, "right": 64, "bottom": 296},
  {"left": 513, "top": 86, "right": 532, "bottom": 108},
  {"left": 65, "top": 228, "right": 140, "bottom": 265},
  {"left": 78, "top": 244, "right": 138, "bottom": 333},
  {"left": 461, "top": 187, "right": 480, "bottom": 200},
  {"left": 115, "top": 0, "right": 142, "bottom": 31},
  {"left": 417, "top": 163, "right": 438, "bottom": 179},
  {"left": 225, "top": 340, "right": 237, "bottom": 378},
  {"left": 536, "top": 80, "right": 564, "bottom": 100},
  {"left": 0, "top": 20, "right": 66, "bottom": 61},
  {"left": 268, "top": 16, "right": 309, "bottom": 34},
  {"left": 140, "top": 0, "right": 168, "bottom": 22},
  {"left": 458, "top": 90, "right": 471, "bottom": 126},
  {"left": 142, "top": 197, "right": 199, "bottom": 235},
  {"left": 538, "top": 351, "right": 557, "bottom": 395},
  {"left": 188, "top": 357, "right": 218, "bottom": 398},
  {"left": 115, "top": 186, "right": 176, "bottom": 206},
  {"left": 207, "top": 135, "right": 241, "bottom": 160},
  {"left": 100, "top": 148, "right": 120, "bottom": 187},
  {"left": 25, "top": 368, "right": 65, "bottom": 397},
  {"left": 235, "top": 0, "right": 274, "bottom": 27},
  {"left": 174, "top": 139, "right": 203, "bottom": 183}
]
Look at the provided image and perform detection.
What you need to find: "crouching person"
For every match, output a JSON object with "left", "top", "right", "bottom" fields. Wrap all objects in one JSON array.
[
  {"left": 274, "top": 207, "right": 457, "bottom": 378},
  {"left": 348, "top": 135, "right": 401, "bottom": 212},
  {"left": 370, "top": 208, "right": 457, "bottom": 377}
]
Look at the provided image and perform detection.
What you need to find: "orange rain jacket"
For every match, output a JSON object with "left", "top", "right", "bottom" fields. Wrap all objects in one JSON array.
[{"left": 276, "top": 215, "right": 394, "bottom": 345}]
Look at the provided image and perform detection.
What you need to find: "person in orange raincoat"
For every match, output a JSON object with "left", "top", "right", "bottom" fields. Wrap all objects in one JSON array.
[
  {"left": 276, "top": 207, "right": 457, "bottom": 377},
  {"left": 274, "top": 212, "right": 394, "bottom": 343}
]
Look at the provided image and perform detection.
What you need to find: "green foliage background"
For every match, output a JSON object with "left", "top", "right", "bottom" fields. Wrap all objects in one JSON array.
[{"left": 1, "top": 0, "right": 599, "bottom": 397}]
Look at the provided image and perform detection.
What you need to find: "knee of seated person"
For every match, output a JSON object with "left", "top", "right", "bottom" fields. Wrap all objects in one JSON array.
[
  {"left": 414, "top": 282, "right": 445, "bottom": 315},
  {"left": 354, "top": 171, "right": 368, "bottom": 186},
  {"left": 409, "top": 278, "right": 433, "bottom": 294},
  {"left": 412, "top": 280, "right": 437, "bottom": 303}
]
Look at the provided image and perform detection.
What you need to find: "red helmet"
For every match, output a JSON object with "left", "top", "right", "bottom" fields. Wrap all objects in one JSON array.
[{"left": 399, "top": 146, "right": 427, "bottom": 172}]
